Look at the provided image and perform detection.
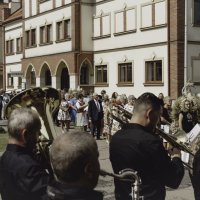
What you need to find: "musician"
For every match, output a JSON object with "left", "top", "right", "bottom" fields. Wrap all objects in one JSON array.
[
  {"left": 0, "top": 108, "right": 50, "bottom": 200},
  {"left": 110, "top": 92, "right": 184, "bottom": 200},
  {"left": 47, "top": 131, "right": 103, "bottom": 200},
  {"left": 191, "top": 148, "right": 200, "bottom": 200},
  {"left": 179, "top": 99, "right": 197, "bottom": 133}
]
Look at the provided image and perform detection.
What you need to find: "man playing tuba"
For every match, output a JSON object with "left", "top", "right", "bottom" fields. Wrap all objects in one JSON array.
[{"left": 0, "top": 108, "right": 50, "bottom": 200}]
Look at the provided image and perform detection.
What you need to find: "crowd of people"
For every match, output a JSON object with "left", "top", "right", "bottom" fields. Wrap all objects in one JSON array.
[{"left": 0, "top": 87, "right": 200, "bottom": 200}]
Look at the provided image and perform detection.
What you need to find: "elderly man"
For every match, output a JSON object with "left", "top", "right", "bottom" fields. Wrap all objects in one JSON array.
[
  {"left": 110, "top": 92, "right": 184, "bottom": 200},
  {"left": 88, "top": 93, "right": 103, "bottom": 139},
  {"left": 0, "top": 108, "right": 50, "bottom": 200},
  {"left": 47, "top": 131, "right": 103, "bottom": 200}
]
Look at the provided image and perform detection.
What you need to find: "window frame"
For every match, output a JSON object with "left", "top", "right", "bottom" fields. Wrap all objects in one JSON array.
[
  {"left": 5, "top": 39, "right": 14, "bottom": 55},
  {"left": 114, "top": 6, "right": 137, "bottom": 36},
  {"left": 145, "top": 59, "right": 163, "bottom": 84},
  {"left": 92, "top": 12, "right": 111, "bottom": 39},
  {"left": 39, "top": 24, "right": 53, "bottom": 45},
  {"left": 95, "top": 64, "right": 108, "bottom": 84},
  {"left": 118, "top": 62, "right": 133, "bottom": 85},
  {"left": 16, "top": 37, "right": 23, "bottom": 53},
  {"left": 193, "top": 0, "right": 200, "bottom": 26},
  {"left": 7, "top": 73, "right": 14, "bottom": 88},
  {"left": 140, "top": 0, "right": 167, "bottom": 31},
  {"left": 56, "top": 19, "right": 71, "bottom": 42},
  {"left": 25, "top": 28, "right": 37, "bottom": 48}
]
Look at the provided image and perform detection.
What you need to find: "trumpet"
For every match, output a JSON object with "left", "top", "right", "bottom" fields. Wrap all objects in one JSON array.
[{"left": 100, "top": 169, "right": 143, "bottom": 200}]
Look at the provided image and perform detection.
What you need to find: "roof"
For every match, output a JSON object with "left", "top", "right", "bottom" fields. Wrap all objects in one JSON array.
[{"left": 4, "top": 7, "right": 22, "bottom": 24}]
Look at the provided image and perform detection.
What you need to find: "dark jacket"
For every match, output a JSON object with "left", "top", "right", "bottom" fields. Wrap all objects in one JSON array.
[
  {"left": 47, "top": 181, "right": 103, "bottom": 200},
  {"left": 88, "top": 99, "right": 103, "bottom": 122},
  {"left": 0, "top": 144, "right": 49, "bottom": 200},
  {"left": 110, "top": 123, "right": 184, "bottom": 200},
  {"left": 191, "top": 148, "right": 200, "bottom": 200}
]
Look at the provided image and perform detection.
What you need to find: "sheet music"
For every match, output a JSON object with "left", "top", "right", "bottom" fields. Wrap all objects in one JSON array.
[{"left": 187, "top": 123, "right": 200, "bottom": 142}]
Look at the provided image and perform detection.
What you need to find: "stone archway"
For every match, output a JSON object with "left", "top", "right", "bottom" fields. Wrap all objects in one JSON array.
[
  {"left": 79, "top": 59, "right": 94, "bottom": 92},
  {"left": 25, "top": 65, "right": 36, "bottom": 89},
  {"left": 40, "top": 63, "right": 52, "bottom": 87},
  {"left": 56, "top": 61, "right": 70, "bottom": 90}
]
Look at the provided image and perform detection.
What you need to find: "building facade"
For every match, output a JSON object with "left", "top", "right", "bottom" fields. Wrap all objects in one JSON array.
[{"left": 3, "top": 0, "right": 200, "bottom": 98}]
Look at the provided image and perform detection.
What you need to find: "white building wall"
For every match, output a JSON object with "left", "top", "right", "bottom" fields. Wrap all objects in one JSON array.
[
  {"left": 94, "top": 45, "right": 168, "bottom": 97},
  {"left": 64, "top": 0, "right": 72, "bottom": 4},
  {"left": 31, "top": 0, "right": 37, "bottom": 16},
  {"left": 6, "top": 63, "right": 22, "bottom": 89},
  {"left": 5, "top": 21, "right": 23, "bottom": 90},
  {"left": 24, "top": 7, "right": 72, "bottom": 58},
  {"left": 40, "top": 0, "right": 53, "bottom": 13},
  {"left": 93, "top": 0, "right": 167, "bottom": 51},
  {"left": 186, "top": 0, "right": 200, "bottom": 94},
  {"left": 188, "top": 44, "right": 200, "bottom": 91},
  {"left": 55, "top": 0, "right": 62, "bottom": 8},
  {"left": 81, "top": 5, "right": 93, "bottom": 51},
  {"left": 187, "top": 0, "right": 200, "bottom": 41},
  {"left": 24, "top": 0, "right": 30, "bottom": 18}
]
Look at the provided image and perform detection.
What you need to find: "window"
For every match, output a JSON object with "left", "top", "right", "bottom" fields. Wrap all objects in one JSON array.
[
  {"left": 31, "top": 29, "right": 36, "bottom": 46},
  {"left": 118, "top": 63, "right": 132, "bottom": 83},
  {"left": 194, "top": 0, "right": 200, "bottom": 26},
  {"left": 40, "top": 26, "right": 45, "bottom": 44},
  {"left": 93, "top": 14, "right": 111, "bottom": 37},
  {"left": 47, "top": 24, "right": 52, "bottom": 43},
  {"left": 18, "top": 77, "right": 22, "bottom": 88},
  {"left": 141, "top": 1, "right": 166, "bottom": 29},
  {"left": 56, "top": 19, "right": 71, "bottom": 41},
  {"left": 64, "top": 20, "right": 70, "bottom": 39},
  {"left": 40, "top": 24, "right": 52, "bottom": 44},
  {"left": 6, "top": 41, "right": 9, "bottom": 54},
  {"left": 115, "top": 8, "right": 136, "bottom": 34},
  {"left": 96, "top": 65, "right": 107, "bottom": 84},
  {"left": 5, "top": 40, "right": 14, "bottom": 55},
  {"left": 7, "top": 74, "right": 14, "bottom": 87},
  {"left": 16, "top": 37, "right": 22, "bottom": 52},
  {"left": 145, "top": 60, "right": 162, "bottom": 83},
  {"left": 26, "top": 30, "right": 30, "bottom": 47},
  {"left": 25, "top": 28, "right": 36, "bottom": 47}
]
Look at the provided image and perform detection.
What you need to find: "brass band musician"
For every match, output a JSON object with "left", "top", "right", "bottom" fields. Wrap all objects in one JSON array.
[
  {"left": 0, "top": 108, "right": 50, "bottom": 200},
  {"left": 110, "top": 92, "right": 184, "bottom": 200}
]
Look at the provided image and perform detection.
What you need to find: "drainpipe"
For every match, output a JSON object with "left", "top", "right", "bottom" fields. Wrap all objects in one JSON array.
[
  {"left": 184, "top": 0, "right": 188, "bottom": 84},
  {"left": 167, "top": 0, "right": 170, "bottom": 96}
]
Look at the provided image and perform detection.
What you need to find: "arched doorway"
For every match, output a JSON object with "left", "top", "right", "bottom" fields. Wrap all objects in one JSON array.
[
  {"left": 61, "top": 67, "right": 69, "bottom": 90},
  {"left": 79, "top": 59, "right": 94, "bottom": 92},
  {"left": 25, "top": 65, "right": 36, "bottom": 88},
  {"left": 40, "top": 63, "right": 52, "bottom": 87},
  {"left": 56, "top": 61, "right": 70, "bottom": 90}
]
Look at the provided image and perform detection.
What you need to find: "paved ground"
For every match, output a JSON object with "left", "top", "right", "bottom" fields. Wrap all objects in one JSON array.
[{"left": 0, "top": 122, "right": 195, "bottom": 199}]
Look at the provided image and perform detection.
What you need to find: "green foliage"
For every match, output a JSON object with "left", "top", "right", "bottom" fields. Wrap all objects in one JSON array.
[{"left": 0, "top": 133, "right": 8, "bottom": 152}]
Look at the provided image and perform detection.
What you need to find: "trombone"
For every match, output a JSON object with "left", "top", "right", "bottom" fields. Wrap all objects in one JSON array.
[{"left": 111, "top": 106, "right": 195, "bottom": 169}]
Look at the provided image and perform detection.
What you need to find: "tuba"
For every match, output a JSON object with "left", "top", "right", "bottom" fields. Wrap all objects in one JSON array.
[
  {"left": 5, "top": 87, "right": 61, "bottom": 165},
  {"left": 100, "top": 169, "right": 143, "bottom": 200}
]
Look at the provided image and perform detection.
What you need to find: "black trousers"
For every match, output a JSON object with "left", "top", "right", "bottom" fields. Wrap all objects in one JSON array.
[{"left": 91, "top": 114, "right": 102, "bottom": 139}]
